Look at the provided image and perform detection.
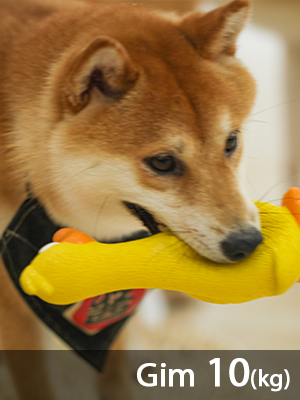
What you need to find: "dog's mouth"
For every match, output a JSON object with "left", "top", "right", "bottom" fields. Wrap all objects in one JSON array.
[{"left": 123, "top": 201, "right": 164, "bottom": 235}]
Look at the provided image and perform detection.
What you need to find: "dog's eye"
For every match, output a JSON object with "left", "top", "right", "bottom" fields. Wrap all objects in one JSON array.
[
  {"left": 225, "top": 131, "right": 238, "bottom": 156},
  {"left": 147, "top": 153, "right": 176, "bottom": 173}
]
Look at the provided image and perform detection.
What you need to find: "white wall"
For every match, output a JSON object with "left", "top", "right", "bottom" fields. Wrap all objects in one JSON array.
[{"left": 238, "top": 24, "right": 290, "bottom": 204}]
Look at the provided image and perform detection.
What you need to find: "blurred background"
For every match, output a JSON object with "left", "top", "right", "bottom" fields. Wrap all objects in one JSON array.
[{"left": 123, "top": 0, "right": 300, "bottom": 352}]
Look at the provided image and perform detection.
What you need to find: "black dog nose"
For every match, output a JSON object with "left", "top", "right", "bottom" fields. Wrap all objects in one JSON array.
[{"left": 221, "top": 228, "right": 263, "bottom": 261}]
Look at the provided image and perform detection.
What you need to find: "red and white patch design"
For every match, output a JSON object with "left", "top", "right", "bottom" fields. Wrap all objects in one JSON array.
[{"left": 63, "top": 289, "right": 146, "bottom": 335}]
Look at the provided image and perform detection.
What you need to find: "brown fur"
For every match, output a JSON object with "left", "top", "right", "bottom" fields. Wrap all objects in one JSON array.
[{"left": 0, "top": 0, "right": 257, "bottom": 399}]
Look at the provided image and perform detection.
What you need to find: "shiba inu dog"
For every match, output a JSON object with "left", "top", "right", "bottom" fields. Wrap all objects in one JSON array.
[{"left": 0, "top": 0, "right": 262, "bottom": 398}]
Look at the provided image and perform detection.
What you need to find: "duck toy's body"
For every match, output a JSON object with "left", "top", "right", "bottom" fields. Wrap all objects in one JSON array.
[{"left": 20, "top": 188, "right": 300, "bottom": 306}]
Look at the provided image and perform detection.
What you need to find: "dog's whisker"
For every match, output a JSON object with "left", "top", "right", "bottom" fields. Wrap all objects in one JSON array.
[
  {"left": 261, "top": 197, "right": 300, "bottom": 204},
  {"left": 245, "top": 119, "right": 273, "bottom": 125},
  {"left": 241, "top": 127, "right": 256, "bottom": 135},
  {"left": 170, "top": 229, "right": 199, "bottom": 234},
  {"left": 245, "top": 176, "right": 259, "bottom": 198},
  {"left": 93, "top": 196, "right": 110, "bottom": 238},
  {"left": 246, "top": 155, "right": 261, "bottom": 160},
  {"left": 69, "top": 163, "right": 100, "bottom": 182},
  {"left": 258, "top": 173, "right": 300, "bottom": 201},
  {"left": 250, "top": 99, "right": 300, "bottom": 117}
]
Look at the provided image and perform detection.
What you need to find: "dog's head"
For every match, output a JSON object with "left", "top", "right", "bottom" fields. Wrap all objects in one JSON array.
[{"left": 29, "top": 0, "right": 261, "bottom": 263}]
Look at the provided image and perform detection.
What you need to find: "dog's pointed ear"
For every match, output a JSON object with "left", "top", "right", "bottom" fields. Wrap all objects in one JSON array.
[
  {"left": 60, "top": 36, "right": 139, "bottom": 112},
  {"left": 179, "top": 0, "right": 251, "bottom": 60}
]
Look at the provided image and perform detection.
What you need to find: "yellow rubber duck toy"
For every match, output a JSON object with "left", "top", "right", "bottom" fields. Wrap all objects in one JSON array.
[{"left": 20, "top": 188, "right": 300, "bottom": 306}]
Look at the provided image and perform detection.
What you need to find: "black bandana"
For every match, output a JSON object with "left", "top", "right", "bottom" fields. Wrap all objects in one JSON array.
[{"left": 0, "top": 198, "right": 146, "bottom": 371}]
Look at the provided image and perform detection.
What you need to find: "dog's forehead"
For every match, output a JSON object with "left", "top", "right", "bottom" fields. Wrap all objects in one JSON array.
[
  {"left": 133, "top": 62, "right": 239, "bottom": 144},
  {"left": 133, "top": 46, "right": 250, "bottom": 128}
]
